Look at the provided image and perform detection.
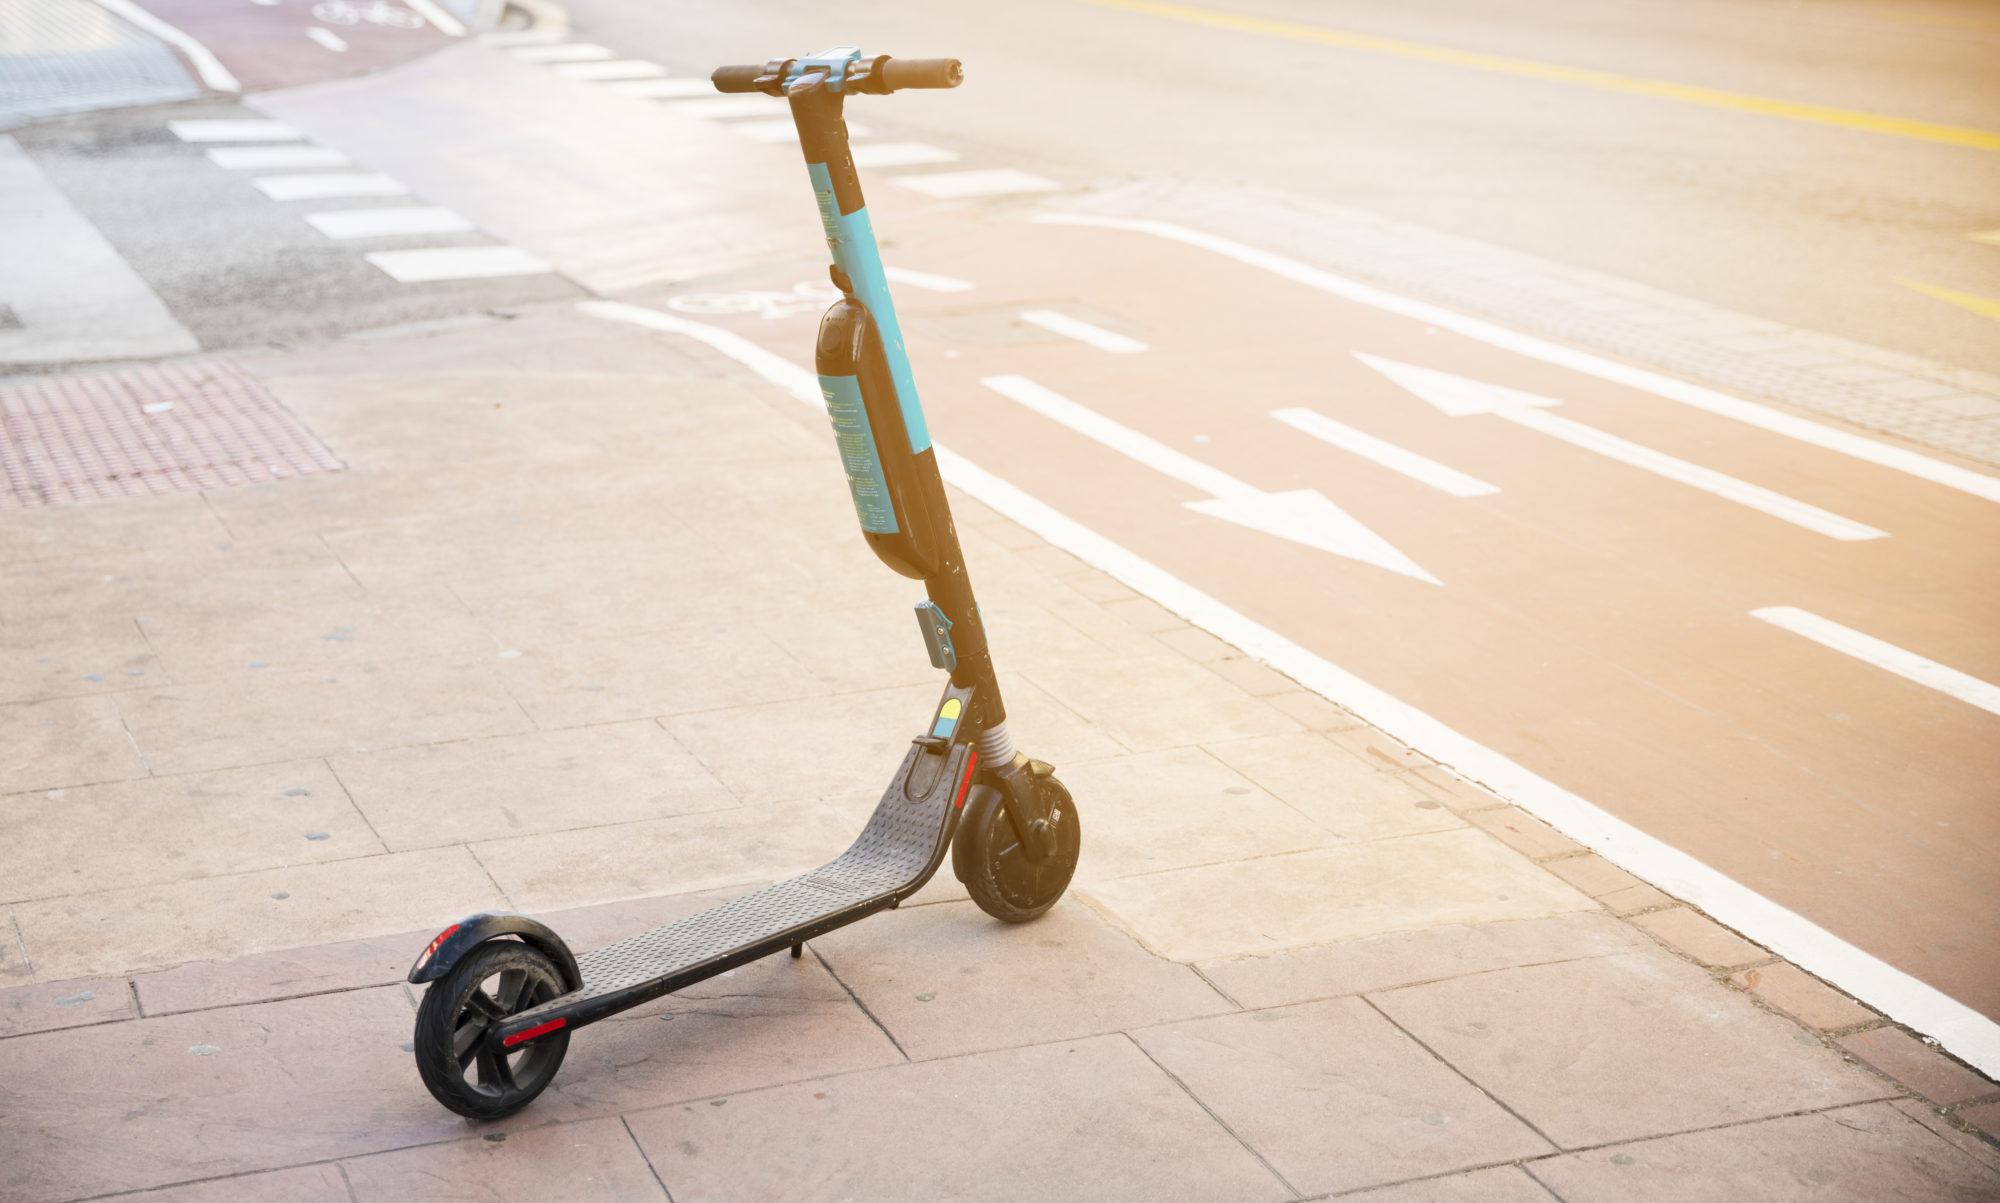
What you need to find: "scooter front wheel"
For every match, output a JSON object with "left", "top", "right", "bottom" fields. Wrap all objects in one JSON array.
[
  {"left": 413, "top": 941, "right": 570, "bottom": 1119},
  {"left": 954, "top": 766, "right": 1081, "bottom": 923}
]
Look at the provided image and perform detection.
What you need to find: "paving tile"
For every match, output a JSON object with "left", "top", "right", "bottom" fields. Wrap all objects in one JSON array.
[
  {"left": 342, "top": 1116, "right": 667, "bottom": 1200},
  {"left": 1541, "top": 853, "right": 1645, "bottom": 897},
  {"left": 1342, "top": 1166, "right": 1558, "bottom": 1201},
  {"left": 1598, "top": 882, "right": 1674, "bottom": 915},
  {"left": 1408, "top": 766, "right": 1509, "bottom": 813},
  {"left": 1261, "top": 687, "right": 1363, "bottom": 731},
  {"left": 624, "top": 1035, "right": 1291, "bottom": 1202},
  {"left": 1526, "top": 1101, "right": 2000, "bottom": 1202},
  {"left": 1465, "top": 807, "right": 1582, "bottom": 859},
  {"left": 1083, "top": 828, "right": 1597, "bottom": 962},
  {"left": 1153, "top": 624, "right": 1236, "bottom": 661},
  {"left": 116, "top": 1163, "right": 353, "bottom": 1202},
  {"left": 1891, "top": 1099, "right": 2000, "bottom": 1173},
  {"left": 0, "top": 986, "right": 459, "bottom": 1202},
  {"left": 1730, "top": 962, "right": 1876, "bottom": 1030},
  {"left": 1097, "top": 594, "right": 1186, "bottom": 632},
  {"left": 0, "top": 694, "right": 149, "bottom": 793},
  {"left": 814, "top": 899, "right": 1231, "bottom": 1061},
  {"left": 1371, "top": 951, "right": 1889, "bottom": 1147},
  {"left": 0, "top": 974, "right": 134, "bottom": 1037},
  {"left": 1838, "top": 1026, "right": 1997, "bottom": 1106},
  {"left": 1053, "top": 746, "right": 1340, "bottom": 881},
  {"left": 1, "top": 760, "right": 377, "bottom": 904},
  {"left": 1025, "top": 652, "right": 1299, "bottom": 752},
  {"left": 1205, "top": 732, "right": 1462, "bottom": 842},
  {"left": 329, "top": 720, "right": 738, "bottom": 851},
  {"left": 1204, "top": 655, "right": 1295, "bottom": 696},
  {"left": 664, "top": 679, "right": 1117, "bottom": 807},
  {"left": 1197, "top": 912, "right": 1645, "bottom": 1009},
  {"left": 498, "top": 621, "right": 826, "bottom": 728},
  {"left": 11, "top": 846, "right": 505, "bottom": 981},
  {"left": 1631, "top": 908, "right": 1768, "bottom": 969},
  {"left": 1134, "top": 998, "right": 1552, "bottom": 1194},
  {"left": 1328, "top": 727, "right": 1437, "bottom": 772},
  {"left": 135, "top": 586, "right": 496, "bottom": 678},
  {"left": 471, "top": 796, "right": 865, "bottom": 912},
  {"left": 115, "top": 660, "right": 533, "bottom": 775},
  {"left": 136, "top": 927, "right": 419, "bottom": 1016},
  {"left": 0, "top": 611, "right": 161, "bottom": 703}
]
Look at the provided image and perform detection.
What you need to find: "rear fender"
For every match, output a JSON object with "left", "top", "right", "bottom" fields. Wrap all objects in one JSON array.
[{"left": 406, "top": 912, "right": 582, "bottom": 991}]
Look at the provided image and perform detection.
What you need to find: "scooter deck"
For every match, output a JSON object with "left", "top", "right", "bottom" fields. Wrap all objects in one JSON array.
[{"left": 494, "top": 738, "right": 975, "bottom": 1042}]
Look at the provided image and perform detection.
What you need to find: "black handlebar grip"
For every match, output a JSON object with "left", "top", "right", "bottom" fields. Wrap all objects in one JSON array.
[
  {"left": 711, "top": 64, "right": 768, "bottom": 93},
  {"left": 878, "top": 58, "right": 963, "bottom": 91}
]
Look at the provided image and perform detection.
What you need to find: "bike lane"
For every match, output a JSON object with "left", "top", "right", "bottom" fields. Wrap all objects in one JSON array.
[{"left": 132, "top": 0, "right": 450, "bottom": 91}]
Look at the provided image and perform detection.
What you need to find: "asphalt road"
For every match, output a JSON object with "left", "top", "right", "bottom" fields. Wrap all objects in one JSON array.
[{"left": 564, "top": 0, "right": 2000, "bottom": 376}]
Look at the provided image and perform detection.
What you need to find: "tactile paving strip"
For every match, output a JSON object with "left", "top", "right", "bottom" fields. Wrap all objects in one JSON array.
[{"left": 0, "top": 358, "right": 342, "bottom": 508}]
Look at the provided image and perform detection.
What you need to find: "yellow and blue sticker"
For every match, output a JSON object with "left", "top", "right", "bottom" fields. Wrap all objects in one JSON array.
[{"left": 931, "top": 697, "right": 962, "bottom": 740}]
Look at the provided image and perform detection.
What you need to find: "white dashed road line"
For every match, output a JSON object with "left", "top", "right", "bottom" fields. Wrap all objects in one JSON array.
[
  {"left": 305, "top": 206, "right": 476, "bottom": 239},
  {"left": 663, "top": 96, "right": 785, "bottom": 120},
  {"left": 604, "top": 78, "right": 715, "bottom": 99},
  {"left": 883, "top": 266, "right": 974, "bottom": 293},
  {"left": 554, "top": 59, "right": 667, "bottom": 81},
  {"left": 850, "top": 142, "right": 961, "bottom": 168},
  {"left": 1752, "top": 607, "right": 2000, "bottom": 717},
  {"left": 732, "top": 119, "right": 872, "bottom": 143},
  {"left": 510, "top": 42, "right": 614, "bottom": 63},
  {"left": 252, "top": 172, "right": 410, "bottom": 200},
  {"left": 364, "top": 246, "right": 555, "bottom": 283},
  {"left": 896, "top": 169, "right": 1061, "bottom": 198},
  {"left": 205, "top": 145, "right": 350, "bottom": 170},
  {"left": 169, "top": 119, "right": 302, "bottom": 143},
  {"left": 305, "top": 27, "right": 347, "bottom": 53},
  {"left": 1020, "top": 308, "right": 1147, "bottom": 353}
]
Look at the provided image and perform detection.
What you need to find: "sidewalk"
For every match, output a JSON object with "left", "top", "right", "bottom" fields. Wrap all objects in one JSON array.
[{"left": 2, "top": 302, "right": 1997, "bottom": 1202}]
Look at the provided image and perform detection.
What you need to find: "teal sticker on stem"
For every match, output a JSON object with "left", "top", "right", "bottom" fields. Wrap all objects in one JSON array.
[
  {"left": 820, "top": 373, "right": 898, "bottom": 534},
  {"left": 807, "top": 160, "right": 932, "bottom": 453}
]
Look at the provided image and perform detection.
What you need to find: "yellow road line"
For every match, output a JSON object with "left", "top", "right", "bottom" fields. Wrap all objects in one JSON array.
[
  {"left": 1087, "top": 0, "right": 2000, "bottom": 153},
  {"left": 1903, "top": 280, "right": 2000, "bottom": 322}
]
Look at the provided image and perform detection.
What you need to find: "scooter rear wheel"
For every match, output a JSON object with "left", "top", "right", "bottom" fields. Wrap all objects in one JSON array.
[
  {"left": 414, "top": 941, "right": 569, "bottom": 1119},
  {"left": 955, "top": 768, "right": 1081, "bottom": 923}
]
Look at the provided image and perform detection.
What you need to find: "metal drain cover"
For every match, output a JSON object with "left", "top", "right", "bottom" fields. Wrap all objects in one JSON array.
[{"left": 0, "top": 358, "right": 342, "bottom": 508}]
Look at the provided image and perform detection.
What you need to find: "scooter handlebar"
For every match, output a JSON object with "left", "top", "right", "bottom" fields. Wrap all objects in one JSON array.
[{"left": 710, "top": 55, "right": 963, "bottom": 96}]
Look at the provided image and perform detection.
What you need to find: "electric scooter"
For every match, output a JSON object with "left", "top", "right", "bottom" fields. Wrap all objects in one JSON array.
[{"left": 406, "top": 48, "right": 1082, "bottom": 1120}]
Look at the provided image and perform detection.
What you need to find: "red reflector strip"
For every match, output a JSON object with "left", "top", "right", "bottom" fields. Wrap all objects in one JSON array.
[
  {"left": 417, "top": 923, "right": 460, "bottom": 969},
  {"left": 502, "top": 1017, "right": 567, "bottom": 1048},
  {"left": 952, "top": 749, "right": 979, "bottom": 810}
]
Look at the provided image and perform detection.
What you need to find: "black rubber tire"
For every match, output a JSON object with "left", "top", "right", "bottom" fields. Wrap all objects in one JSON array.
[
  {"left": 955, "top": 769, "right": 1081, "bottom": 923},
  {"left": 413, "top": 941, "right": 570, "bottom": 1120}
]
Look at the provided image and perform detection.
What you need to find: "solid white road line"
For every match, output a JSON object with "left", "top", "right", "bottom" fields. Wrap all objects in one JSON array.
[
  {"left": 1752, "top": 607, "right": 2000, "bottom": 718},
  {"left": 304, "top": 206, "right": 475, "bottom": 239},
  {"left": 205, "top": 145, "right": 350, "bottom": 170},
  {"left": 510, "top": 42, "right": 613, "bottom": 63},
  {"left": 553, "top": 59, "right": 666, "bottom": 81},
  {"left": 605, "top": 78, "right": 713, "bottom": 99},
  {"left": 252, "top": 172, "right": 408, "bottom": 201},
  {"left": 305, "top": 27, "right": 347, "bottom": 52},
  {"left": 849, "top": 142, "right": 961, "bottom": 168},
  {"left": 364, "top": 246, "right": 554, "bottom": 283},
  {"left": 1273, "top": 408, "right": 1500, "bottom": 498},
  {"left": 896, "top": 169, "right": 1060, "bottom": 199},
  {"left": 575, "top": 297, "right": 2000, "bottom": 1080},
  {"left": 170, "top": 119, "right": 301, "bottom": 143},
  {"left": 663, "top": 96, "right": 784, "bottom": 120},
  {"left": 1035, "top": 214, "right": 2000, "bottom": 507},
  {"left": 980, "top": 373, "right": 1438, "bottom": 582},
  {"left": 87, "top": 0, "right": 239, "bottom": 92},
  {"left": 1019, "top": 309, "right": 1148, "bottom": 354},
  {"left": 402, "top": 0, "right": 467, "bottom": 36},
  {"left": 1358, "top": 353, "right": 1886, "bottom": 541},
  {"left": 883, "top": 266, "right": 974, "bottom": 293},
  {"left": 477, "top": 29, "right": 564, "bottom": 47}
]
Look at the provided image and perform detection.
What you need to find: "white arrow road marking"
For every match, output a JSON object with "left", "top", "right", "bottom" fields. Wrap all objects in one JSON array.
[
  {"left": 1035, "top": 214, "right": 2000, "bottom": 506},
  {"left": 1274, "top": 408, "right": 1499, "bottom": 498},
  {"left": 1019, "top": 310, "right": 1148, "bottom": 354},
  {"left": 1752, "top": 607, "right": 2000, "bottom": 718},
  {"left": 1357, "top": 354, "right": 1887, "bottom": 541},
  {"left": 579, "top": 297, "right": 2000, "bottom": 1079},
  {"left": 980, "top": 374, "right": 1438, "bottom": 583}
]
